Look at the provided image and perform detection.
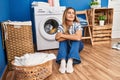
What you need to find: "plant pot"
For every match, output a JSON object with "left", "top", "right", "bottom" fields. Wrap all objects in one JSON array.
[
  {"left": 90, "top": 5, "right": 101, "bottom": 8},
  {"left": 99, "top": 20, "right": 105, "bottom": 26}
]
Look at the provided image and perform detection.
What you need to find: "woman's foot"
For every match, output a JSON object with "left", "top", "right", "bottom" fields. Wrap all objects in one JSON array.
[
  {"left": 66, "top": 59, "right": 74, "bottom": 73},
  {"left": 59, "top": 59, "right": 66, "bottom": 73}
]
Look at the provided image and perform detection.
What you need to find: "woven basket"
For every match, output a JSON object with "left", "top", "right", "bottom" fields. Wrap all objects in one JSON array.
[
  {"left": 1, "top": 21, "right": 34, "bottom": 70},
  {"left": 11, "top": 60, "right": 53, "bottom": 80}
]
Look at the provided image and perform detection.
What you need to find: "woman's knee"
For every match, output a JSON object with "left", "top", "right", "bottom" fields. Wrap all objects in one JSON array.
[
  {"left": 59, "top": 40, "right": 67, "bottom": 47},
  {"left": 59, "top": 40, "right": 67, "bottom": 45},
  {"left": 70, "top": 41, "right": 80, "bottom": 46},
  {"left": 79, "top": 41, "right": 84, "bottom": 51}
]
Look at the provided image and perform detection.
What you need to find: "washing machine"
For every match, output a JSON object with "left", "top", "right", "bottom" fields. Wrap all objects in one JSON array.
[{"left": 33, "top": 6, "right": 65, "bottom": 50}]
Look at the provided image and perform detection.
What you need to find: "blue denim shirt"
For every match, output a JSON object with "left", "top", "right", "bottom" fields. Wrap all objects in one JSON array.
[{"left": 57, "top": 22, "right": 82, "bottom": 34}]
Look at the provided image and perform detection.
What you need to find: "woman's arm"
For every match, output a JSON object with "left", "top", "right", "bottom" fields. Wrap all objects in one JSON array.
[
  {"left": 55, "top": 32, "right": 67, "bottom": 42},
  {"left": 55, "top": 30, "right": 82, "bottom": 41},
  {"left": 62, "top": 30, "right": 82, "bottom": 41}
]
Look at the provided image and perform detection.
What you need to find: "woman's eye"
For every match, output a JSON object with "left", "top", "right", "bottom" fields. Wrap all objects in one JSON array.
[
  {"left": 67, "top": 12, "right": 71, "bottom": 14},
  {"left": 68, "top": 12, "right": 74, "bottom": 15}
]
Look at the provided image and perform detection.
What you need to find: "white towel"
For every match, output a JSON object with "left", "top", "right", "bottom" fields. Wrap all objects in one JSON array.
[
  {"left": 14, "top": 52, "right": 56, "bottom": 66},
  {"left": 53, "top": 0, "right": 60, "bottom": 7}
]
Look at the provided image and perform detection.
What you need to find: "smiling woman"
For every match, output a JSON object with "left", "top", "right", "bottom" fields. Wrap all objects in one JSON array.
[{"left": 55, "top": 7, "right": 84, "bottom": 74}]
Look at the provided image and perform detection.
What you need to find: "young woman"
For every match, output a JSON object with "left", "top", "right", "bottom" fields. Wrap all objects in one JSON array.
[{"left": 55, "top": 7, "right": 84, "bottom": 73}]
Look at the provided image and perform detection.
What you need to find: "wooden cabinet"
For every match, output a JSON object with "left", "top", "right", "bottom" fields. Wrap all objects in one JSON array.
[{"left": 87, "top": 8, "right": 113, "bottom": 45}]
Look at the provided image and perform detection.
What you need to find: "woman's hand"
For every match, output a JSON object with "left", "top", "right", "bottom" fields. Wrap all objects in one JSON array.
[
  {"left": 56, "top": 32, "right": 63, "bottom": 39},
  {"left": 55, "top": 32, "right": 67, "bottom": 42},
  {"left": 58, "top": 30, "right": 82, "bottom": 41}
]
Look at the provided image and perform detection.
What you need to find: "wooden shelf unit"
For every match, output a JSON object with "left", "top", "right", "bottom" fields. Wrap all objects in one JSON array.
[{"left": 87, "top": 8, "right": 113, "bottom": 45}]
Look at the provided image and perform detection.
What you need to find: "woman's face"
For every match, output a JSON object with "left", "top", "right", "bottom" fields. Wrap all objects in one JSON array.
[{"left": 66, "top": 9, "right": 75, "bottom": 21}]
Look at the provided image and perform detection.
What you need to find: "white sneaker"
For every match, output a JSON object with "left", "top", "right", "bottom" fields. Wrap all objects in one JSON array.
[
  {"left": 112, "top": 43, "right": 118, "bottom": 49},
  {"left": 117, "top": 43, "right": 120, "bottom": 50}
]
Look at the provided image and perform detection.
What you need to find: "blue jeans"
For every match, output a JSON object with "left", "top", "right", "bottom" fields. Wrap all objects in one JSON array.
[{"left": 56, "top": 40, "right": 84, "bottom": 64}]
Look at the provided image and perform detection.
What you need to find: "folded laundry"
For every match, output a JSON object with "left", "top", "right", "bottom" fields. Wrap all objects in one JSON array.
[
  {"left": 78, "top": 17, "right": 88, "bottom": 27},
  {"left": 31, "top": 1, "right": 49, "bottom": 7}
]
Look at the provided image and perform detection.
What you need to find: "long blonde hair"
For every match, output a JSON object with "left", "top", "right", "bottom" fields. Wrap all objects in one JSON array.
[{"left": 62, "top": 7, "right": 79, "bottom": 33}]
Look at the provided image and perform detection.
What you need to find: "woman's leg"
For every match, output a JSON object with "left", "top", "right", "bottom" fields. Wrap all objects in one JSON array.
[
  {"left": 66, "top": 41, "right": 84, "bottom": 73},
  {"left": 56, "top": 40, "right": 69, "bottom": 73},
  {"left": 79, "top": 41, "right": 84, "bottom": 52},
  {"left": 56, "top": 40, "right": 69, "bottom": 63},
  {"left": 59, "top": 59, "right": 66, "bottom": 73},
  {"left": 66, "top": 58, "right": 73, "bottom": 73},
  {"left": 68, "top": 41, "right": 82, "bottom": 64}
]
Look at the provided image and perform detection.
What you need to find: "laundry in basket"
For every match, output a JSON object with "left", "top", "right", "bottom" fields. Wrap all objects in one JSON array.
[
  {"left": 12, "top": 52, "right": 56, "bottom": 80},
  {"left": 14, "top": 52, "right": 56, "bottom": 66}
]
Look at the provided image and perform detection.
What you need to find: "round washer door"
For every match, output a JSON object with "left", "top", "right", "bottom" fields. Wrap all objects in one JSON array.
[{"left": 39, "top": 17, "right": 61, "bottom": 40}]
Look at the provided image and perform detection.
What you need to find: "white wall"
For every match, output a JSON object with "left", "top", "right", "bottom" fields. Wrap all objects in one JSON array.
[{"left": 108, "top": 0, "right": 120, "bottom": 38}]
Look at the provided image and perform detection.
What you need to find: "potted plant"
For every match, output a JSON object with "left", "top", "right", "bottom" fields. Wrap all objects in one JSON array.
[
  {"left": 98, "top": 15, "right": 107, "bottom": 26},
  {"left": 90, "top": 0, "right": 100, "bottom": 8}
]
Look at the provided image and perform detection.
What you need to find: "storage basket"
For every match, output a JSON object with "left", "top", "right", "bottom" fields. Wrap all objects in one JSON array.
[
  {"left": 1, "top": 21, "right": 34, "bottom": 70},
  {"left": 11, "top": 60, "right": 53, "bottom": 80}
]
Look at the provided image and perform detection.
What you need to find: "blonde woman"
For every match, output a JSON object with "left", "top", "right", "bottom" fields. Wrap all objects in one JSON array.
[{"left": 55, "top": 7, "right": 84, "bottom": 73}]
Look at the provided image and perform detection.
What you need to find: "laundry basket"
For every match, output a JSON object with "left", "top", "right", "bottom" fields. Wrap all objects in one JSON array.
[
  {"left": 1, "top": 21, "right": 34, "bottom": 70},
  {"left": 11, "top": 60, "right": 53, "bottom": 80}
]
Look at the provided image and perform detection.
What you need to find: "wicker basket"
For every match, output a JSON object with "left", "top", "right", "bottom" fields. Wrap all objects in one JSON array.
[
  {"left": 11, "top": 60, "right": 53, "bottom": 80},
  {"left": 1, "top": 21, "right": 34, "bottom": 70}
]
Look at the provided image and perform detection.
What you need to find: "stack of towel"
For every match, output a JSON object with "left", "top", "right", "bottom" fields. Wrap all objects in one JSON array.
[{"left": 78, "top": 17, "right": 88, "bottom": 28}]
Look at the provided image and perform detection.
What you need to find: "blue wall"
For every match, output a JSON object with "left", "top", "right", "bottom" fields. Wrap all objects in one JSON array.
[
  {"left": 9, "top": 0, "right": 31, "bottom": 21},
  {"left": 0, "top": 0, "right": 9, "bottom": 78},
  {"left": 0, "top": 0, "right": 9, "bottom": 21},
  {"left": 101, "top": 0, "right": 108, "bottom": 8},
  {"left": 9, "top": 0, "right": 108, "bottom": 21},
  {"left": 9, "top": 0, "right": 48, "bottom": 21},
  {"left": 0, "top": 0, "right": 108, "bottom": 77}
]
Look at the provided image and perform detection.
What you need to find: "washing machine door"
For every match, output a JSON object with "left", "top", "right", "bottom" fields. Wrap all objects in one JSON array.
[{"left": 39, "top": 17, "right": 61, "bottom": 40}]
